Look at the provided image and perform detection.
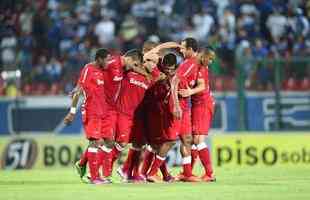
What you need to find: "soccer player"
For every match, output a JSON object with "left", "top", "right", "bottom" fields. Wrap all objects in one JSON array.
[
  {"left": 100, "top": 48, "right": 155, "bottom": 179},
  {"left": 176, "top": 37, "right": 201, "bottom": 182},
  {"left": 179, "top": 47, "right": 216, "bottom": 182},
  {"left": 107, "top": 49, "right": 160, "bottom": 177},
  {"left": 64, "top": 48, "right": 112, "bottom": 184},
  {"left": 118, "top": 42, "right": 181, "bottom": 182},
  {"left": 146, "top": 53, "right": 182, "bottom": 183}
]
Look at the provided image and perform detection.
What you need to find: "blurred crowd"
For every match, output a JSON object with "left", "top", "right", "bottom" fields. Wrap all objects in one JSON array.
[{"left": 0, "top": 0, "right": 310, "bottom": 96}]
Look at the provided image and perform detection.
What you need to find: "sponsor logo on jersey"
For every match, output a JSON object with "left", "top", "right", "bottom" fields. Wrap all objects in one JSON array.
[{"left": 129, "top": 78, "right": 148, "bottom": 89}]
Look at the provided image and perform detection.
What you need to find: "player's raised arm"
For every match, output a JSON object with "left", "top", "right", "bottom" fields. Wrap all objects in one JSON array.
[
  {"left": 144, "top": 42, "right": 182, "bottom": 59},
  {"left": 64, "top": 85, "right": 82, "bottom": 125}
]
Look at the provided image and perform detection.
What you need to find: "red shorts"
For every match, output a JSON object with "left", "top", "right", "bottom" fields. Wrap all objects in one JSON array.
[
  {"left": 179, "top": 109, "right": 192, "bottom": 136},
  {"left": 146, "top": 110, "right": 162, "bottom": 145},
  {"left": 130, "top": 116, "right": 146, "bottom": 145},
  {"left": 161, "top": 117, "right": 180, "bottom": 142},
  {"left": 116, "top": 112, "right": 133, "bottom": 143},
  {"left": 105, "top": 104, "right": 118, "bottom": 136},
  {"left": 83, "top": 117, "right": 113, "bottom": 140},
  {"left": 146, "top": 109, "right": 180, "bottom": 144},
  {"left": 191, "top": 101, "right": 214, "bottom": 135}
]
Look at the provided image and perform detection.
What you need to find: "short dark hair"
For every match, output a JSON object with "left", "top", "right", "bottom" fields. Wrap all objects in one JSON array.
[
  {"left": 162, "top": 53, "right": 177, "bottom": 67},
  {"left": 183, "top": 37, "right": 198, "bottom": 52},
  {"left": 124, "top": 49, "right": 143, "bottom": 63},
  {"left": 95, "top": 48, "right": 109, "bottom": 60}
]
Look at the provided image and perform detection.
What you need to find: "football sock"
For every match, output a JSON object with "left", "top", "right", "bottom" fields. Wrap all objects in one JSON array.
[
  {"left": 197, "top": 142, "right": 213, "bottom": 176},
  {"left": 148, "top": 155, "right": 165, "bottom": 177},
  {"left": 98, "top": 145, "right": 112, "bottom": 177},
  {"left": 87, "top": 147, "right": 100, "bottom": 181},
  {"left": 141, "top": 146, "right": 155, "bottom": 176},
  {"left": 182, "top": 156, "right": 192, "bottom": 177},
  {"left": 191, "top": 144, "right": 198, "bottom": 169},
  {"left": 160, "top": 161, "right": 170, "bottom": 178},
  {"left": 79, "top": 150, "right": 88, "bottom": 166}
]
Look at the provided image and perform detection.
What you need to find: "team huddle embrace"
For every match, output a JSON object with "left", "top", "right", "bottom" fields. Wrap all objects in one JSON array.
[{"left": 64, "top": 37, "right": 216, "bottom": 184}]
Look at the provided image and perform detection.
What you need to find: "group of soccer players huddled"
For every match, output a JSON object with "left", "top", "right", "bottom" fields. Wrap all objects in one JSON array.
[{"left": 64, "top": 37, "right": 216, "bottom": 184}]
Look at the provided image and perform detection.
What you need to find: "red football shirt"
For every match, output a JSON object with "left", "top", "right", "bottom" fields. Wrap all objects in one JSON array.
[
  {"left": 177, "top": 57, "right": 199, "bottom": 111},
  {"left": 191, "top": 65, "right": 214, "bottom": 105},
  {"left": 116, "top": 71, "right": 153, "bottom": 117},
  {"left": 104, "top": 55, "right": 124, "bottom": 106},
  {"left": 78, "top": 63, "right": 107, "bottom": 118}
]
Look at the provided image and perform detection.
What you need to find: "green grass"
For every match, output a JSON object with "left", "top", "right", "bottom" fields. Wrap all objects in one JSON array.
[{"left": 0, "top": 166, "right": 310, "bottom": 200}]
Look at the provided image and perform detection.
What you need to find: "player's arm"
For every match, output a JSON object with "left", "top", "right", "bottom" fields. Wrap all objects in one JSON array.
[
  {"left": 170, "top": 75, "right": 182, "bottom": 119},
  {"left": 179, "top": 78, "right": 205, "bottom": 97},
  {"left": 145, "top": 42, "right": 182, "bottom": 56},
  {"left": 64, "top": 85, "right": 82, "bottom": 125}
]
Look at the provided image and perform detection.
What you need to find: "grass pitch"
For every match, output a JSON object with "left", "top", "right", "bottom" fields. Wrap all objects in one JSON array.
[{"left": 0, "top": 166, "right": 309, "bottom": 200}]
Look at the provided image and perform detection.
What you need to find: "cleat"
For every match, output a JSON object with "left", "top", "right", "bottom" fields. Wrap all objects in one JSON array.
[
  {"left": 117, "top": 166, "right": 129, "bottom": 182},
  {"left": 103, "top": 177, "right": 113, "bottom": 184},
  {"left": 129, "top": 175, "right": 147, "bottom": 183},
  {"left": 147, "top": 174, "right": 162, "bottom": 183},
  {"left": 201, "top": 174, "right": 216, "bottom": 182},
  {"left": 163, "top": 175, "right": 175, "bottom": 183},
  {"left": 181, "top": 175, "right": 201, "bottom": 182},
  {"left": 174, "top": 173, "right": 185, "bottom": 181},
  {"left": 75, "top": 161, "right": 86, "bottom": 178},
  {"left": 90, "top": 178, "right": 111, "bottom": 185}
]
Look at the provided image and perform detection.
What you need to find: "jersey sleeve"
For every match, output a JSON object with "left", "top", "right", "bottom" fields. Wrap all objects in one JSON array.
[{"left": 78, "top": 66, "right": 90, "bottom": 89}]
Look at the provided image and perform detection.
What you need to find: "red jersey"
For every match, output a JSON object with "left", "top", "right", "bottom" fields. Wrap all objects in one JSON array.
[
  {"left": 192, "top": 66, "right": 214, "bottom": 105},
  {"left": 116, "top": 71, "right": 153, "bottom": 117},
  {"left": 152, "top": 79, "right": 175, "bottom": 115},
  {"left": 104, "top": 55, "right": 124, "bottom": 106},
  {"left": 78, "top": 63, "right": 107, "bottom": 118},
  {"left": 177, "top": 57, "right": 199, "bottom": 110}
]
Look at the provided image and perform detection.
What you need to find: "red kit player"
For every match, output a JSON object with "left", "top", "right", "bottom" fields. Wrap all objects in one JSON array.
[
  {"left": 179, "top": 47, "right": 216, "bottom": 182},
  {"left": 64, "top": 48, "right": 112, "bottom": 184},
  {"left": 145, "top": 53, "right": 182, "bottom": 183},
  {"left": 176, "top": 38, "right": 200, "bottom": 182}
]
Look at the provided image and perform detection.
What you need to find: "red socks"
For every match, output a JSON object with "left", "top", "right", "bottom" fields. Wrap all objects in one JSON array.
[
  {"left": 141, "top": 146, "right": 155, "bottom": 176},
  {"left": 87, "top": 147, "right": 100, "bottom": 181},
  {"left": 122, "top": 148, "right": 135, "bottom": 173},
  {"left": 191, "top": 145, "right": 198, "bottom": 169},
  {"left": 98, "top": 145, "right": 112, "bottom": 177},
  {"left": 79, "top": 150, "right": 88, "bottom": 166},
  {"left": 123, "top": 147, "right": 141, "bottom": 177},
  {"left": 147, "top": 155, "right": 165, "bottom": 176},
  {"left": 197, "top": 142, "right": 213, "bottom": 176},
  {"left": 182, "top": 156, "right": 192, "bottom": 177},
  {"left": 160, "top": 161, "right": 170, "bottom": 178},
  {"left": 108, "top": 143, "right": 124, "bottom": 176}
]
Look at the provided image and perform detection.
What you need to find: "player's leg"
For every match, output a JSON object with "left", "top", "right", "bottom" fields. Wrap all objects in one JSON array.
[
  {"left": 125, "top": 117, "right": 146, "bottom": 182},
  {"left": 75, "top": 147, "right": 88, "bottom": 179},
  {"left": 77, "top": 118, "right": 109, "bottom": 184},
  {"left": 179, "top": 134, "right": 195, "bottom": 178},
  {"left": 127, "top": 143, "right": 145, "bottom": 182},
  {"left": 110, "top": 113, "right": 132, "bottom": 175},
  {"left": 98, "top": 138, "right": 114, "bottom": 181},
  {"left": 147, "top": 140, "right": 176, "bottom": 182},
  {"left": 192, "top": 103, "right": 215, "bottom": 182},
  {"left": 141, "top": 144, "right": 156, "bottom": 177},
  {"left": 196, "top": 135, "right": 215, "bottom": 182}
]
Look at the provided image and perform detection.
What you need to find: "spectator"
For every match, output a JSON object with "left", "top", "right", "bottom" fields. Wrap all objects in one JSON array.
[
  {"left": 94, "top": 16, "right": 115, "bottom": 46},
  {"left": 192, "top": 8, "right": 214, "bottom": 43},
  {"left": 266, "top": 9, "right": 287, "bottom": 42},
  {"left": 45, "top": 57, "right": 62, "bottom": 83}
]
